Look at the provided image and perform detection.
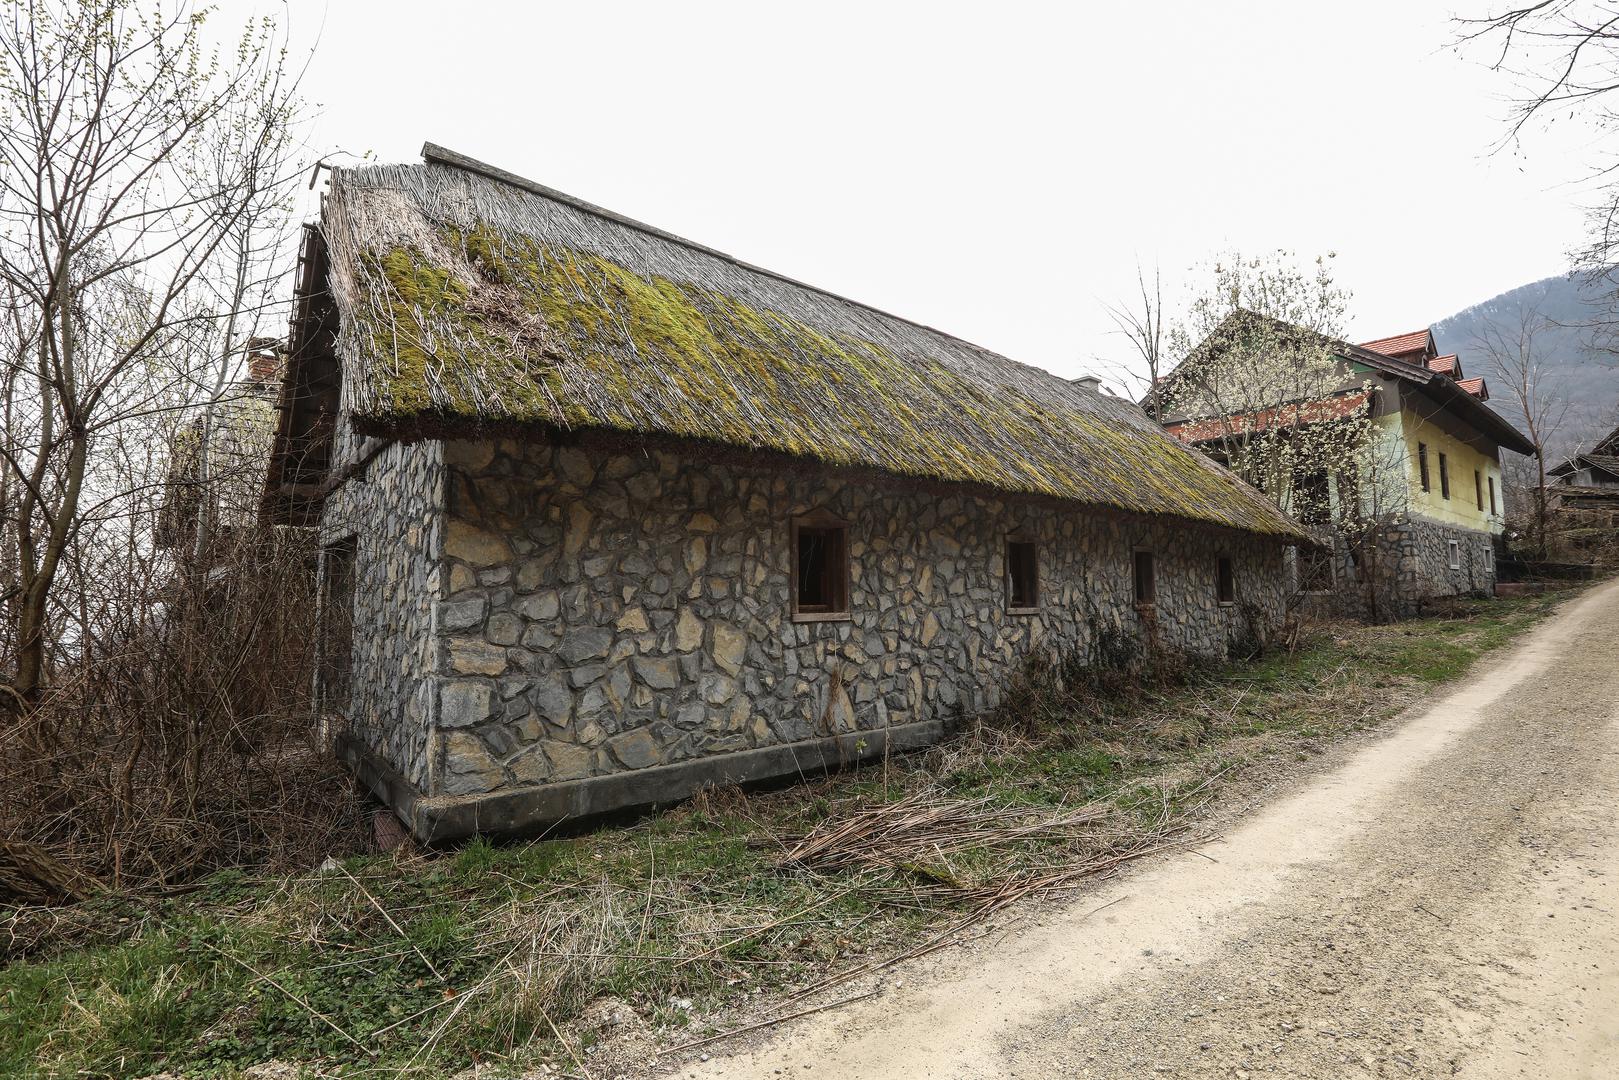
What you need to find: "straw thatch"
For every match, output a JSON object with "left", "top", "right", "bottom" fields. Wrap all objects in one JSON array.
[{"left": 317, "top": 144, "right": 1302, "bottom": 538}]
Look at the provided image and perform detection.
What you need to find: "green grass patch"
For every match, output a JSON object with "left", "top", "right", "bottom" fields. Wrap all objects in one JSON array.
[{"left": 0, "top": 590, "right": 1575, "bottom": 1079}]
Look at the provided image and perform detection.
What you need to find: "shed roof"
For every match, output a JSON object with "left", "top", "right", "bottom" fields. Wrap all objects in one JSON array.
[{"left": 309, "top": 144, "right": 1303, "bottom": 539}]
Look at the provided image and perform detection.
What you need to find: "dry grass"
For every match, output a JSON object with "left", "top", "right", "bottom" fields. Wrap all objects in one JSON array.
[{"left": 0, "top": 590, "right": 1575, "bottom": 1079}]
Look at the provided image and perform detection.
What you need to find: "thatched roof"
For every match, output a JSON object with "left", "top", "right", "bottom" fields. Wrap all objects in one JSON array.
[{"left": 315, "top": 144, "right": 1303, "bottom": 539}]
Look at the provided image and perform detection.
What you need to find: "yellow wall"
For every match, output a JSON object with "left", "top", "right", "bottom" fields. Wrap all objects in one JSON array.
[{"left": 1384, "top": 409, "right": 1504, "bottom": 534}]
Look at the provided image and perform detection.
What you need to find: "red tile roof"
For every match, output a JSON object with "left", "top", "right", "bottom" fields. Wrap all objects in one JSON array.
[
  {"left": 1427, "top": 354, "right": 1460, "bottom": 376},
  {"left": 1456, "top": 377, "right": 1488, "bottom": 400},
  {"left": 1359, "top": 329, "right": 1434, "bottom": 359},
  {"left": 1163, "top": 391, "right": 1372, "bottom": 444}
]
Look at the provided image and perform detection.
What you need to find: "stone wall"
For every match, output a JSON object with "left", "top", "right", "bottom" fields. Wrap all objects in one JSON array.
[
  {"left": 319, "top": 430, "right": 444, "bottom": 788},
  {"left": 1384, "top": 514, "right": 1495, "bottom": 615},
  {"left": 1308, "top": 513, "right": 1497, "bottom": 620},
  {"left": 417, "top": 439, "right": 1289, "bottom": 802}
]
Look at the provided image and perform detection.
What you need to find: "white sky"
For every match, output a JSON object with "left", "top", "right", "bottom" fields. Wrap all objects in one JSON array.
[{"left": 247, "top": 0, "right": 1594, "bottom": 389}]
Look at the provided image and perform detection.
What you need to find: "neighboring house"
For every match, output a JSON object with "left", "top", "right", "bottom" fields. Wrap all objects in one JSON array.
[
  {"left": 158, "top": 338, "right": 285, "bottom": 556},
  {"left": 1548, "top": 423, "right": 1619, "bottom": 507},
  {"left": 1159, "top": 315, "right": 1534, "bottom": 617},
  {"left": 264, "top": 144, "right": 1304, "bottom": 842},
  {"left": 1545, "top": 423, "right": 1619, "bottom": 540}
]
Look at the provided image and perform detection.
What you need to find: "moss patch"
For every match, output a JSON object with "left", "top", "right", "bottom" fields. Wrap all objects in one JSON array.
[{"left": 343, "top": 215, "right": 1298, "bottom": 537}]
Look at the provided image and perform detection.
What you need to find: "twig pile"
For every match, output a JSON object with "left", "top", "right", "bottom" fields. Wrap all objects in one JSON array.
[{"left": 780, "top": 790, "right": 1112, "bottom": 875}]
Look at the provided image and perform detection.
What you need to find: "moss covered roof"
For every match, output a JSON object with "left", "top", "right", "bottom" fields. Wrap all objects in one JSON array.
[{"left": 319, "top": 148, "right": 1304, "bottom": 538}]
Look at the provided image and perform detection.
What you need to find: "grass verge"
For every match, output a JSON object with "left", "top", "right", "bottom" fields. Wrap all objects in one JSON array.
[{"left": 0, "top": 591, "right": 1576, "bottom": 1079}]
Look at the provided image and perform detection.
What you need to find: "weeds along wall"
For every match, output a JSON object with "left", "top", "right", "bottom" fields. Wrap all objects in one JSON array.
[{"left": 318, "top": 436, "right": 1289, "bottom": 833}]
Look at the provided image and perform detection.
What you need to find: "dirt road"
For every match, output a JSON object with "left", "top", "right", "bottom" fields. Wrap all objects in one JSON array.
[{"left": 660, "top": 580, "right": 1619, "bottom": 1079}]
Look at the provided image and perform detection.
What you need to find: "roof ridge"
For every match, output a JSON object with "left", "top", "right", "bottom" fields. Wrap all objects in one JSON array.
[
  {"left": 418, "top": 142, "right": 1024, "bottom": 373},
  {"left": 1359, "top": 328, "right": 1432, "bottom": 346}
]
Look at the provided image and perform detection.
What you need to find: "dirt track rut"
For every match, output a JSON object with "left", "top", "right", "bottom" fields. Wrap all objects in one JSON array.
[{"left": 659, "top": 580, "right": 1619, "bottom": 1079}]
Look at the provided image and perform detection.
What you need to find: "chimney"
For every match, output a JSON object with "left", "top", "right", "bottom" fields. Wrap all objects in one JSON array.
[
  {"left": 1072, "top": 375, "right": 1103, "bottom": 392},
  {"left": 245, "top": 337, "right": 284, "bottom": 385}
]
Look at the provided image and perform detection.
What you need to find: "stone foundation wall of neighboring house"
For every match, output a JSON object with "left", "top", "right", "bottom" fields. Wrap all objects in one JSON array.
[
  {"left": 1309, "top": 514, "right": 1497, "bottom": 620},
  {"left": 399, "top": 439, "right": 1288, "bottom": 814},
  {"left": 1386, "top": 514, "right": 1496, "bottom": 614},
  {"left": 319, "top": 433, "right": 444, "bottom": 789}
]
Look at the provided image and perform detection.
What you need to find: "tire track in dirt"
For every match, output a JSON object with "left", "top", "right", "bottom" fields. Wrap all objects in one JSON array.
[{"left": 658, "top": 579, "right": 1619, "bottom": 1079}]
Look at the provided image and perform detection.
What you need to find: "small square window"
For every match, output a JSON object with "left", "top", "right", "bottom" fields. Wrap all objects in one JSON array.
[
  {"left": 1447, "top": 539, "right": 1461, "bottom": 570},
  {"left": 1217, "top": 555, "right": 1235, "bottom": 604},
  {"left": 1006, "top": 539, "right": 1039, "bottom": 612},
  {"left": 1133, "top": 549, "right": 1156, "bottom": 606},
  {"left": 792, "top": 516, "right": 850, "bottom": 620}
]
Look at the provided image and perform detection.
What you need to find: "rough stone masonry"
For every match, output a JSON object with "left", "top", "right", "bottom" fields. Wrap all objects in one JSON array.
[{"left": 319, "top": 436, "right": 1289, "bottom": 840}]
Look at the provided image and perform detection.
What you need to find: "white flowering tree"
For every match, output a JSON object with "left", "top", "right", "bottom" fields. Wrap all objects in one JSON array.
[{"left": 1150, "top": 251, "right": 1408, "bottom": 615}]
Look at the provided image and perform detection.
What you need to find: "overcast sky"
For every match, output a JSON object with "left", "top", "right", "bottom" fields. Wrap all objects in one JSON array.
[{"left": 247, "top": 0, "right": 1594, "bottom": 388}]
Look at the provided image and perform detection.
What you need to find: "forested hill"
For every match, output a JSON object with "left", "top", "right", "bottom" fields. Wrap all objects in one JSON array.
[{"left": 1432, "top": 273, "right": 1619, "bottom": 459}]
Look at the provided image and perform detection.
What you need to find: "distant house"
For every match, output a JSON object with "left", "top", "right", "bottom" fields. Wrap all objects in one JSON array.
[
  {"left": 1549, "top": 423, "right": 1619, "bottom": 497},
  {"left": 1159, "top": 316, "right": 1534, "bottom": 617},
  {"left": 159, "top": 337, "right": 285, "bottom": 556},
  {"left": 1546, "top": 423, "right": 1619, "bottom": 526},
  {"left": 264, "top": 144, "right": 1304, "bottom": 842}
]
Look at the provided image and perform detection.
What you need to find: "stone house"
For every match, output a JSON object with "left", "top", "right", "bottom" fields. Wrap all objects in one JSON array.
[
  {"left": 1159, "top": 317, "right": 1534, "bottom": 618},
  {"left": 264, "top": 144, "right": 1304, "bottom": 842}
]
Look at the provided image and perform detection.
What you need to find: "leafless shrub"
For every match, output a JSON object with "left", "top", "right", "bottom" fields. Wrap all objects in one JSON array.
[{"left": 0, "top": 524, "right": 367, "bottom": 900}]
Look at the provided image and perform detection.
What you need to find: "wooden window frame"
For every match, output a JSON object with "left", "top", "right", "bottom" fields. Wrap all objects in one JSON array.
[
  {"left": 1133, "top": 547, "right": 1156, "bottom": 608},
  {"left": 790, "top": 511, "right": 851, "bottom": 623},
  {"left": 1005, "top": 537, "right": 1040, "bottom": 614},
  {"left": 1417, "top": 442, "right": 1431, "bottom": 492},
  {"left": 1439, "top": 452, "right": 1451, "bottom": 500},
  {"left": 1217, "top": 554, "right": 1236, "bottom": 606}
]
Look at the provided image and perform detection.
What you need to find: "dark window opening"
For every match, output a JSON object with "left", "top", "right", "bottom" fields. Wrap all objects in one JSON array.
[
  {"left": 1336, "top": 468, "right": 1361, "bottom": 521},
  {"left": 1417, "top": 443, "right": 1430, "bottom": 492},
  {"left": 1488, "top": 476, "right": 1497, "bottom": 515},
  {"left": 318, "top": 537, "right": 357, "bottom": 710},
  {"left": 1217, "top": 556, "right": 1235, "bottom": 604},
  {"left": 1294, "top": 467, "right": 1331, "bottom": 528},
  {"left": 1300, "top": 545, "right": 1335, "bottom": 592},
  {"left": 1475, "top": 470, "right": 1484, "bottom": 511},
  {"left": 1007, "top": 540, "right": 1039, "bottom": 610},
  {"left": 1439, "top": 452, "right": 1451, "bottom": 499},
  {"left": 793, "top": 519, "right": 849, "bottom": 618},
  {"left": 1133, "top": 549, "right": 1156, "bottom": 606}
]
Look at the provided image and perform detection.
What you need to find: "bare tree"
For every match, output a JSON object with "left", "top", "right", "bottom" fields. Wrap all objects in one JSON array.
[
  {"left": 1104, "top": 262, "right": 1169, "bottom": 411},
  {"left": 1472, "top": 303, "right": 1569, "bottom": 554},
  {"left": 0, "top": 0, "right": 305, "bottom": 705},
  {"left": 1460, "top": 4, "right": 1619, "bottom": 316}
]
